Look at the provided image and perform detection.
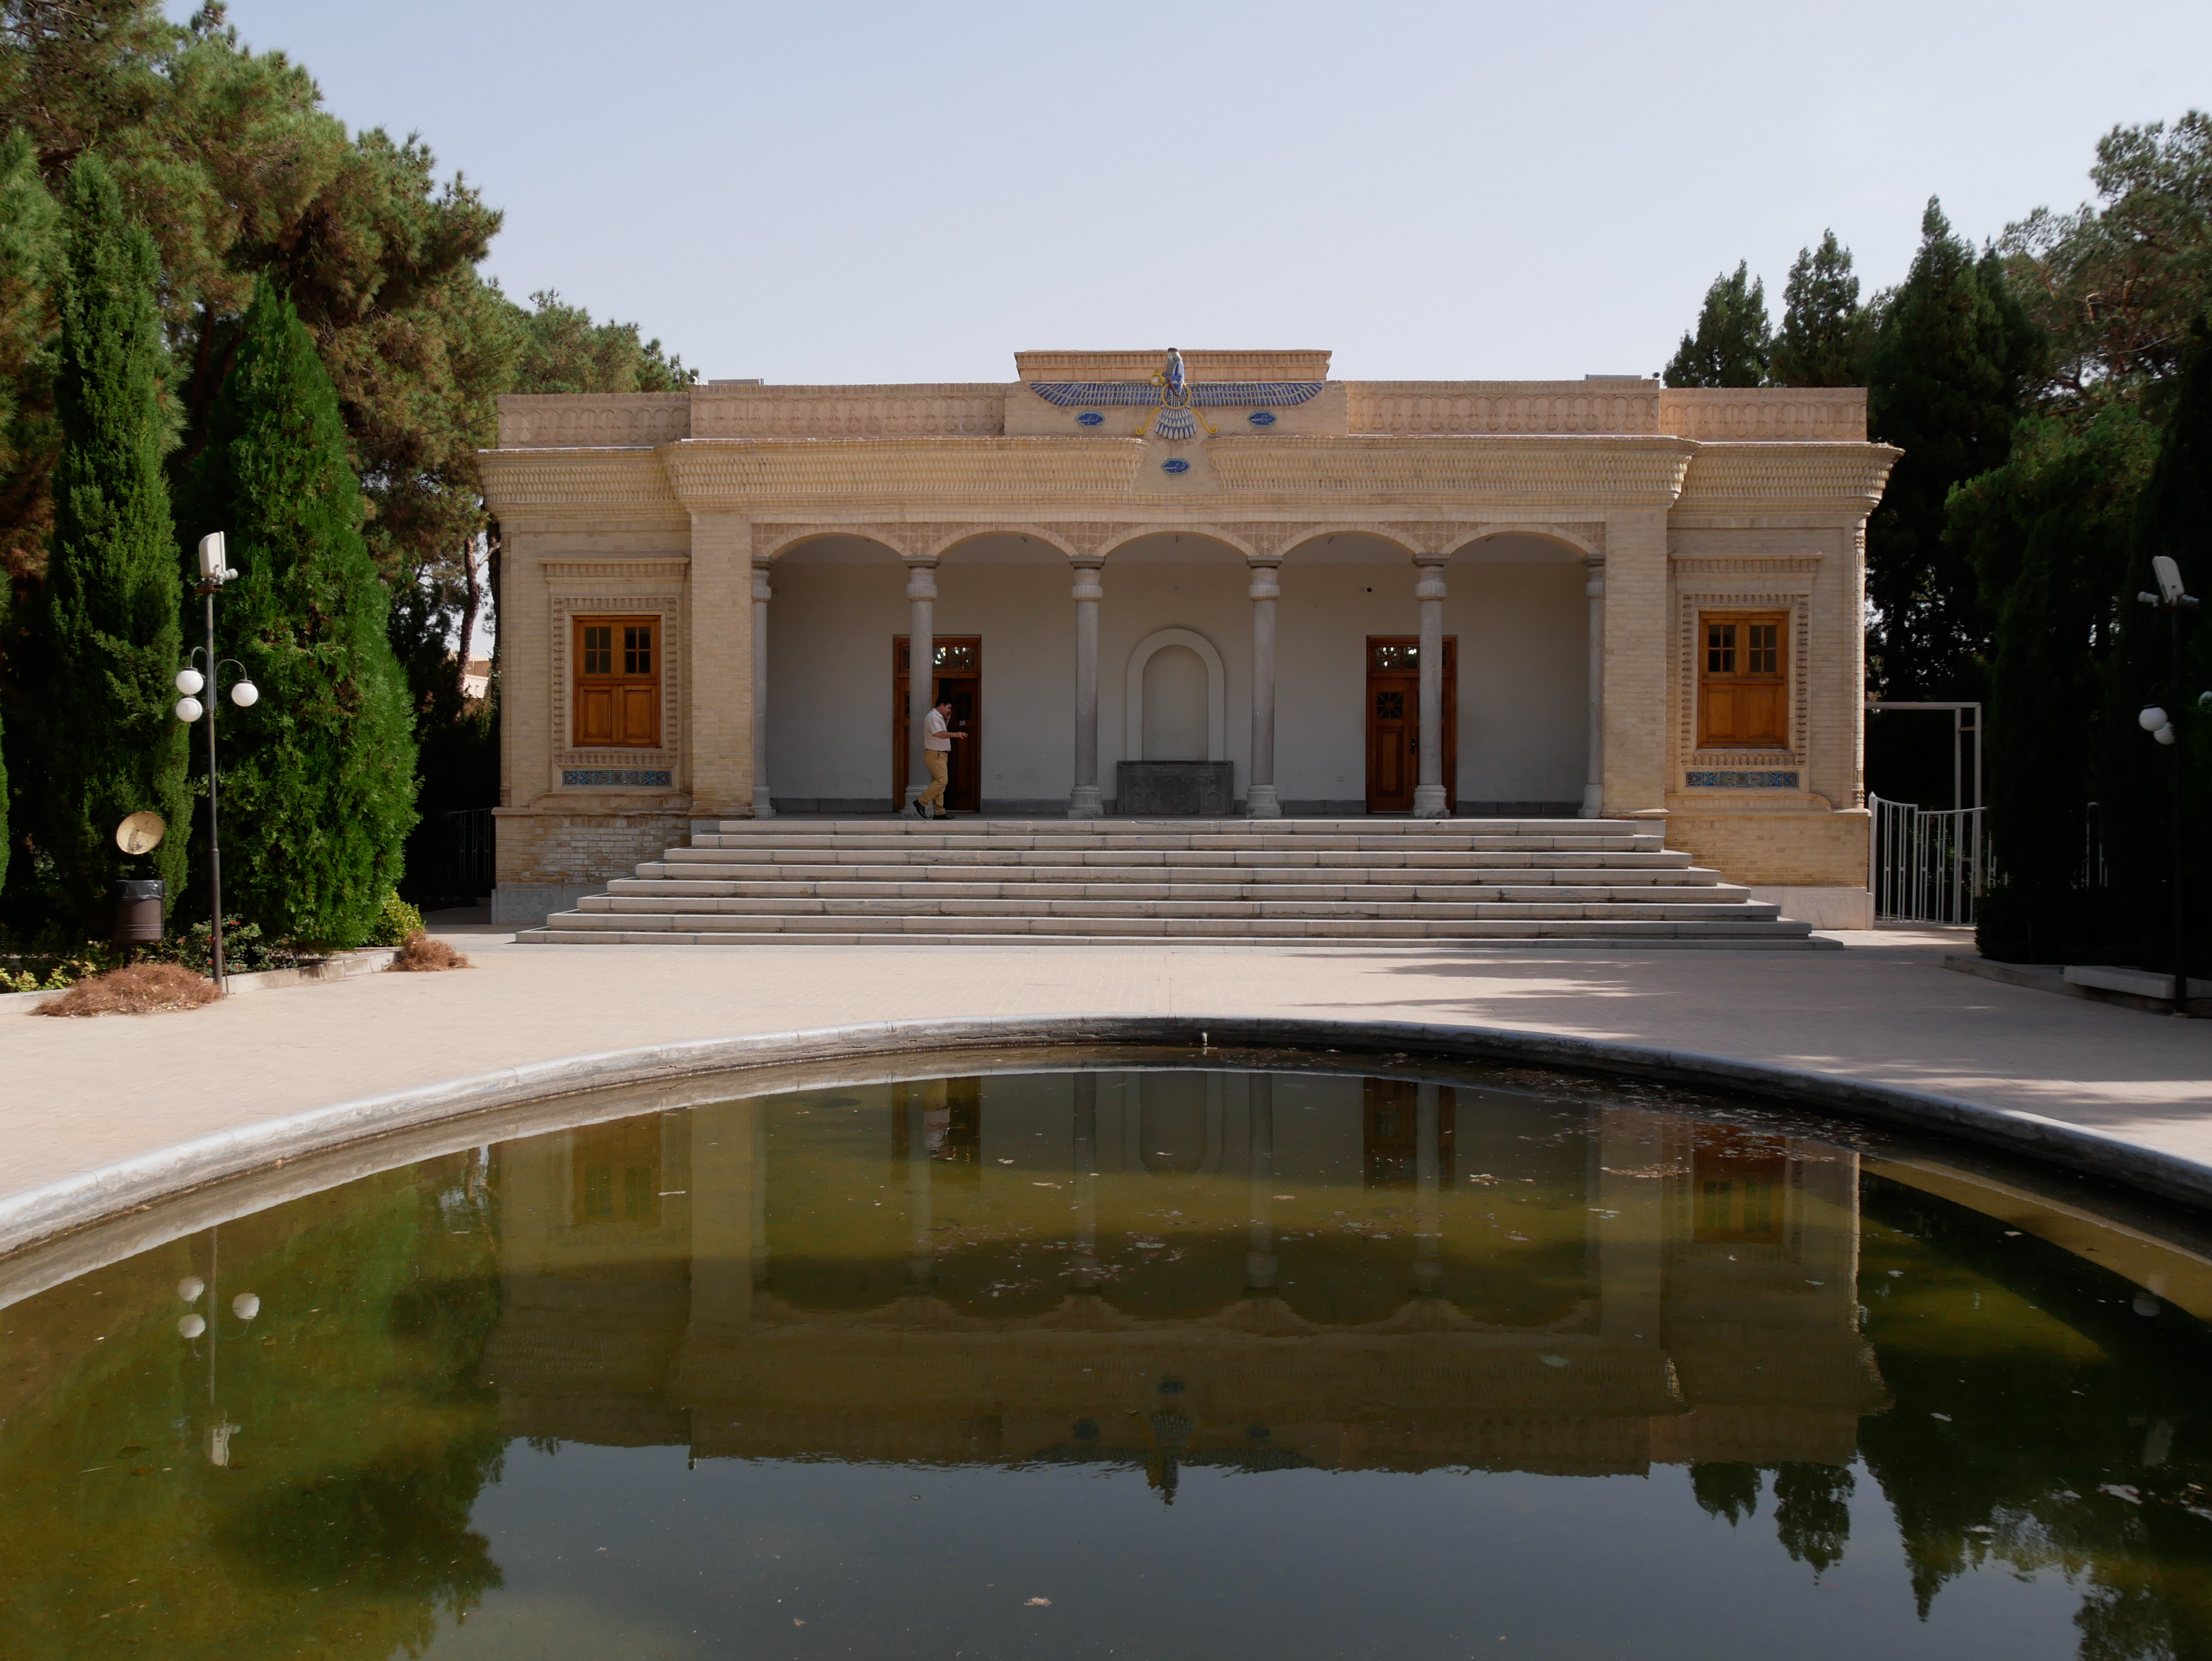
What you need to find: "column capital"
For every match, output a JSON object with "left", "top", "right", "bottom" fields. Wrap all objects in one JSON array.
[
  {"left": 903, "top": 561, "right": 939, "bottom": 600},
  {"left": 1247, "top": 563, "right": 1281, "bottom": 601},
  {"left": 1414, "top": 562, "right": 1449, "bottom": 601},
  {"left": 751, "top": 561, "right": 773, "bottom": 602},
  {"left": 1071, "top": 564, "right": 1103, "bottom": 603}
]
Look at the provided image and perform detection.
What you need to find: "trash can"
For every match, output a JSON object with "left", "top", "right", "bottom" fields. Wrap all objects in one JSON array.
[{"left": 112, "top": 878, "right": 165, "bottom": 947}]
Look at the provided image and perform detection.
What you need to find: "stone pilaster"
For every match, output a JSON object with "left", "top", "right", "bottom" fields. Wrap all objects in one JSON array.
[
  {"left": 687, "top": 510, "right": 754, "bottom": 820},
  {"left": 1602, "top": 510, "right": 1670, "bottom": 815},
  {"left": 1581, "top": 557, "right": 1606, "bottom": 817},
  {"left": 750, "top": 558, "right": 775, "bottom": 819}
]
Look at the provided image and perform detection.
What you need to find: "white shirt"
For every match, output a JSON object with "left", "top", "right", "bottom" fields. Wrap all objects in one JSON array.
[{"left": 923, "top": 708, "right": 952, "bottom": 751}]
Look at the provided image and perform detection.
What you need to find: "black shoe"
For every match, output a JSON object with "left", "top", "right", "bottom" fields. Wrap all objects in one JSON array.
[{"left": 907, "top": 800, "right": 923, "bottom": 819}]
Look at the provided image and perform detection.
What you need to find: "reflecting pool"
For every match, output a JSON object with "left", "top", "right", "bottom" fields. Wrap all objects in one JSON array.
[{"left": 5, "top": 1061, "right": 2212, "bottom": 1659}]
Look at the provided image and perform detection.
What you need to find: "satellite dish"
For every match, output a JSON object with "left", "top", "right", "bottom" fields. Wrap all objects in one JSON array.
[{"left": 116, "top": 811, "right": 167, "bottom": 855}]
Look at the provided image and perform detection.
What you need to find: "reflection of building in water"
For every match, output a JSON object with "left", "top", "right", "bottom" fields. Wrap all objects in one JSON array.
[{"left": 480, "top": 1074, "right": 1886, "bottom": 1480}]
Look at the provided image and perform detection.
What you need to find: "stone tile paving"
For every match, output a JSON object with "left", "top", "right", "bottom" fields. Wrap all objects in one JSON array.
[{"left": 2, "top": 926, "right": 2207, "bottom": 1216}]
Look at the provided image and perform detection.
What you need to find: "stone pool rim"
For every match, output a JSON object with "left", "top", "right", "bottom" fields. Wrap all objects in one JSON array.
[{"left": 6, "top": 1011, "right": 2208, "bottom": 1263}]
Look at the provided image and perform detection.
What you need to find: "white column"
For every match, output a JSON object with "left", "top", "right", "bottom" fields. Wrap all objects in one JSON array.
[
  {"left": 1246, "top": 1074, "right": 1277, "bottom": 1292},
  {"left": 1413, "top": 555, "right": 1449, "bottom": 818},
  {"left": 903, "top": 560, "right": 938, "bottom": 810},
  {"left": 1247, "top": 561, "right": 1282, "bottom": 818},
  {"left": 1581, "top": 558, "right": 1606, "bottom": 818},
  {"left": 1414, "top": 1082, "right": 1442, "bottom": 1294},
  {"left": 750, "top": 558, "right": 775, "bottom": 819},
  {"left": 1069, "top": 559, "right": 1104, "bottom": 818}
]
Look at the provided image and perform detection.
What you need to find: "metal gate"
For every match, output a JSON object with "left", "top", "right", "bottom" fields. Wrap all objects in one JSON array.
[{"left": 1869, "top": 795, "right": 1987, "bottom": 925}]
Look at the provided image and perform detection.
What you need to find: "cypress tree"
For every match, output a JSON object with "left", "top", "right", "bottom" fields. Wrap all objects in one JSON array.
[
  {"left": 182, "top": 277, "right": 416, "bottom": 944},
  {"left": 40, "top": 152, "right": 188, "bottom": 923},
  {"left": 2096, "top": 327, "right": 2212, "bottom": 975},
  {"left": 1864, "top": 200, "right": 2041, "bottom": 701},
  {"left": 1768, "top": 231, "right": 1870, "bottom": 388},
  {"left": 1664, "top": 262, "right": 1772, "bottom": 388}
]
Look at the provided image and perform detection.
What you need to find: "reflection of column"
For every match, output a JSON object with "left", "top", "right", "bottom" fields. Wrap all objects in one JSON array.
[
  {"left": 1072, "top": 1073, "right": 1100, "bottom": 1291},
  {"left": 1069, "top": 559, "right": 1104, "bottom": 818},
  {"left": 1247, "top": 561, "right": 1282, "bottom": 818},
  {"left": 904, "top": 560, "right": 938, "bottom": 810},
  {"left": 1414, "top": 555, "right": 1449, "bottom": 818},
  {"left": 907, "top": 1091, "right": 935, "bottom": 1286},
  {"left": 1414, "top": 1082, "right": 1441, "bottom": 1294},
  {"left": 751, "top": 560, "right": 776, "bottom": 819},
  {"left": 1581, "top": 558, "right": 1606, "bottom": 818},
  {"left": 689, "top": 1100, "right": 764, "bottom": 1331},
  {"left": 1246, "top": 1074, "right": 1277, "bottom": 1292},
  {"left": 1597, "top": 1107, "right": 1664, "bottom": 1344}
]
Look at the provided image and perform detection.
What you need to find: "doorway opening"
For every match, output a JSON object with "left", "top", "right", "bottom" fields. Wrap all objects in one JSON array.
[
  {"left": 1365, "top": 636, "right": 1457, "bottom": 813},
  {"left": 894, "top": 636, "right": 981, "bottom": 811}
]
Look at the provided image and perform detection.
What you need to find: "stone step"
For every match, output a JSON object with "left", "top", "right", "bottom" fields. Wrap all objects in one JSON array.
[
  {"left": 569, "top": 895, "right": 1784, "bottom": 921},
  {"left": 603, "top": 877, "right": 1748, "bottom": 904},
  {"left": 528, "top": 910, "right": 1816, "bottom": 940},
  {"left": 709, "top": 816, "right": 1642, "bottom": 837},
  {"left": 631, "top": 860, "right": 1717, "bottom": 886},
  {"left": 520, "top": 927, "right": 1836, "bottom": 951},
  {"left": 657, "top": 846, "right": 1698, "bottom": 872},
  {"left": 688, "top": 835, "right": 1670, "bottom": 857}
]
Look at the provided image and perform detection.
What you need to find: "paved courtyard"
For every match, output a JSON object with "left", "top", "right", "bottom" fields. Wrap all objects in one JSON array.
[{"left": 3, "top": 925, "right": 2209, "bottom": 1228}]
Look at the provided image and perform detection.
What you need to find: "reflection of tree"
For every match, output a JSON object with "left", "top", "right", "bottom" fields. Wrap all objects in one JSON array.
[
  {"left": 1773, "top": 1464, "right": 1853, "bottom": 1574},
  {"left": 0, "top": 1155, "right": 506, "bottom": 1660},
  {"left": 1855, "top": 1176, "right": 2212, "bottom": 1648},
  {"left": 1691, "top": 1462, "right": 1761, "bottom": 1525}
]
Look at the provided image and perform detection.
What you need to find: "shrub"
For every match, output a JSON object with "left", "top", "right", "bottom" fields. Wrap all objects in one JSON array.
[
  {"left": 367, "top": 892, "right": 425, "bottom": 946},
  {"left": 39, "top": 961, "right": 219, "bottom": 1016}
]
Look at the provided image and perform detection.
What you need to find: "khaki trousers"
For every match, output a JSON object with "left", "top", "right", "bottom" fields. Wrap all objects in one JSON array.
[{"left": 917, "top": 749, "right": 950, "bottom": 807}]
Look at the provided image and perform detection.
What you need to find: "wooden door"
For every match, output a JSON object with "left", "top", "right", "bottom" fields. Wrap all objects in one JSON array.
[
  {"left": 1364, "top": 637, "right": 1456, "bottom": 812},
  {"left": 894, "top": 637, "right": 982, "bottom": 811}
]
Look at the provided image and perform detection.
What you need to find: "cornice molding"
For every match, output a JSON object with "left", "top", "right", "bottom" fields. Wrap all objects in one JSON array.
[
  {"left": 479, "top": 447, "right": 686, "bottom": 525},
  {"left": 1674, "top": 444, "right": 1901, "bottom": 514},
  {"left": 1660, "top": 388, "right": 1867, "bottom": 442},
  {"left": 496, "top": 394, "right": 689, "bottom": 448},
  {"left": 691, "top": 384, "right": 1005, "bottom": 439},
  {"left": 1348, "top": 382, "right": 1661, "bottom": 436},
  {"left": 659, "top": 439, "right": 1150, "bottom": 509}
]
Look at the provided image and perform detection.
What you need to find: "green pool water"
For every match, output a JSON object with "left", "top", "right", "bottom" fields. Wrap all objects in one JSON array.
[{"left": 4, "top": 1060, "right": 2210, "bottom": 1659}]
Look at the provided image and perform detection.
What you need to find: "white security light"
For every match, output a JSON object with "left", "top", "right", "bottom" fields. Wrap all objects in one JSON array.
[
  {"left": 2140, "top": 705, "right": 2170, "bottom": 732},
  {"left": 174, "top": 695, "right": 204, "bottom": 723},
  {"left": 197, "top": 531, "right": 231, "bottom": 583},
  {"left": 2156, "top": 724, "right": 2178, "bottom": 747},
  {"left": 229, "top": 679, "right": 259, "bottom": 709},
  {"left": 2152, "top": 555, "right": 2188, "bottom": 606},
  {"left": 175, "top": 668, "right": 204, "bottom": 696}
]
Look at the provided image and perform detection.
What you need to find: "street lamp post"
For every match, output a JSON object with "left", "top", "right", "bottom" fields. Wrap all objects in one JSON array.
[
  {"left": 2136, "top": 555, "right": 2201, "bottom": 1012},
  {"left": 172, "top": 533, "right": 259, "bottom": 991}
]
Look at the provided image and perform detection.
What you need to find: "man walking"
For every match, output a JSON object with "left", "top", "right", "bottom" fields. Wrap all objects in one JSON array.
[{"left": 911, "top": 696, "right": 965, "bottom": 818}]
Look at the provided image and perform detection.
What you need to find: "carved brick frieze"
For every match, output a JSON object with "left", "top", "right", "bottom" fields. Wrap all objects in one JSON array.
[
  {"left": 540, "top": 559, "right": 690, "bottom": 581},
  {"left": 661, "top": 439, "right": 1149, "bottom": 509},
  {"left": 1348, "top": 382, "right": 1660, "bottom": 436},
  {"left": 1670, "top": 555, "right": 1821, "bottom": 576},
  {"left": 1209, "top": 437, "right": 1696, "bottom": 507},
  {"left": 479, "top": 449, "right": 686, "bottom": 525},
  {"left": 691, "top": 384, "right": 1006, "bottom": 439},
  {"left": 497, "top": 394, "right": 690, "bottom": 448},
  {"left": 1659, "top": 388, "right": 1867, "bottom": 442}
]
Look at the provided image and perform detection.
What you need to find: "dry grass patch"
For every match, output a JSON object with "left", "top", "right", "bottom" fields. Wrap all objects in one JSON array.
[
  {"left": 392, "top": 931, "right": 470, "bottom": 972},
  {"left": 39, "top": 962, "right": 221, "bottom": 1016}
]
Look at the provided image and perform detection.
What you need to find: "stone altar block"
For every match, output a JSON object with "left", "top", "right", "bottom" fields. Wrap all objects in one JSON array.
[{"left": 1118, "top": 760, "right": 1233, "bottom": 816}]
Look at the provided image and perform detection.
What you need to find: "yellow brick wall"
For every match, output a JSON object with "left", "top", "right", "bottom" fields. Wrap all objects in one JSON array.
[
  {"left": 1665, "top": 810, "right": 1869, "bottom": 888},
  {"left": 494, "top": 806, "right": 690, "bottom": 886}
]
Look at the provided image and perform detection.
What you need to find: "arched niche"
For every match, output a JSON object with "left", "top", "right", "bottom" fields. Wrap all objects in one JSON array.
[{"left": 1125, "top": 626, "right": 1226, "bottom": 762}]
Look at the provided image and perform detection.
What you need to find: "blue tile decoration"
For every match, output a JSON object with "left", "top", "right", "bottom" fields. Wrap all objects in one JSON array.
[
  {"left": 1248, "top": 409, "right": 1277, "bottom": 426},
  {"left": 562, "top": 768, "right": 672, "bottom": 788},
  {"left": 1154, "top": 408, "right": 1199, "bottom": 440},
  {"left": 1684, "top": 769, "right": 1799, "bottom": 790},
  {"left": 1029, "top": 379, "right": 1325, "bottom": 408},
  {"left": 1076, "top": 411, "right": 1104, "bottom": 426},
  {"left": 1161, "top": 457, "right": 1191, "bottom": 475}
]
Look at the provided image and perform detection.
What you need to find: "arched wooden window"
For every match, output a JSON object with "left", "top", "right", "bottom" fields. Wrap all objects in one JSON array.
[{"left": 573, "top": 614, "right": 660, "bottom": 747}]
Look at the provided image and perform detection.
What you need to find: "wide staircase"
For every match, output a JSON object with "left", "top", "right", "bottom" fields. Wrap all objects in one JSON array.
[{"left": 516, "top": 818, "right": 1834, "bottom": 948}]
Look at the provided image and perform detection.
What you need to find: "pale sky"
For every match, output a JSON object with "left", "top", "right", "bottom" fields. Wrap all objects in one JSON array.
[{"left": 187, "top": 0, "right": 2209, "bottom": 385}]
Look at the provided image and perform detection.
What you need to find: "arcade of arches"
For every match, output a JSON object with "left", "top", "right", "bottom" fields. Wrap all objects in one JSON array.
[{"left": 479, "top": 350, "right": 1897, "bottom": 925}]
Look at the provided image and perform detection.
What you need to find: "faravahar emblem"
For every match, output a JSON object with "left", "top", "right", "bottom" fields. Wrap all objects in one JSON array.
[{"left": 1028, "top": 348, "right": 1324, "bottom": 439}]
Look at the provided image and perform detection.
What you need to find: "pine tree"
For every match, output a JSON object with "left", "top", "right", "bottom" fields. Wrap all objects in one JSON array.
[
  {"left": 1864, "top": 200, "right": 2042, "bottom": 698},
  {"left": 1663, "top": 262, "right": 1772, "bottom": 388},
  {"left": 1769, "top": 231, "right": 1870, "bottom": 388},
  {"left": 39, "top": 151, "right": 187, "bottom": 923},
  {"left": 181, "top": 276, "right": 416, "bottom": 944}
]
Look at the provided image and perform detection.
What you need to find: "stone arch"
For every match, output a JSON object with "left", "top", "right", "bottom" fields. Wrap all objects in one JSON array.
[
  {"left": 1095, "top": 524, "right": 1262, "bottom": 564},
  {"left": 760, "top": 527, "right": 908, "bottom": 563},
  {"left": 1446, "top": 523, "right": 1605, "bottom": 561},
  {"left": 1278, "top": 524, "right": 1427, "bottom": 563},
  {"left": 1125, "top": 626, "right": 1227, "bottom": 762},
  {"left": 921, "top": 523, "right": 1084, "bottom": 563}
]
